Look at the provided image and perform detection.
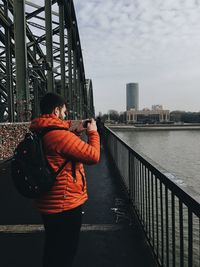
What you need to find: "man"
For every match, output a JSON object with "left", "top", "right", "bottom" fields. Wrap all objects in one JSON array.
[{"left": 30, "top": 92, "right": 100, "bottom": 267}]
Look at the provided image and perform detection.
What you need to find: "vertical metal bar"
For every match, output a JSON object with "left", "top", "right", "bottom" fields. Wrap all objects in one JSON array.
[
  {"left": 148, "top": 169, "right": 151, "bottom": 238},
  {"left": 114, "top": 138, "right": 117, "bottom": 165},
  {"left": 151, "top": 173, "right": 155, "bottom": 248},
  {"left": 77, "top": 68, "right": 81, "bottom": 118},
  {"left": 45, "top": 0, "right": 54, "bottom": 92},
  {"left": 143, "top": 165, "right": 145, "bottom": 225},
  {"left": 58, "top": 2, "right": 66, "bottom": 97},
  {"left": 155, "top": 176, "right": 159, "bottom": 257},
  {"left": 160, "top": 180, "right": 164, "bottom": 265},
  {"left": 79, "top": 81, "right": 81, "bottom": 118},
  {"left": 33, "top": 78, "right": 39, "bottom": 118},
  {"left": 172, "top": 193, "right": 176, "bottom": 267},
  {"left": 135, "top": 157, "right": 137, "bottom": 206},
  {"left": 138, "top": 161, "right": 140, "bottom": 215},
  {"left": 129, "top": 151, "right": 132, "bottom": 201},
  {"left": 135, "top": 158, "right": 137, "bottom": 211},
  {"left": 73, "top": 50, "right": 77, "bottom": 118},
  {"left": 145, "top": 167, "right": 148, "bottom": 233},
  {"left": 188, "top": 210, "right": 193, "bottom": 267},
  {"left": 142, "top": 164, "right": 145, "bottom": 225},
  {"left": 139, "top": 162, "right": 142, "bottom": 218},
  {"left": 131, "top": 154, "right": 134, "bottom": 202},
  {"left": 5, "top": 1, "right": 14, "bottom": 122},
  {"left": 179, "top": 201, "right": 184, "bottom": 267},
  {"left": 82, "top": 81, "right": 86, "bottom": 118},
  {"left": 165, "top": 186, "right": 169, "bottom": 267},
  {"left": 199, "top": 218, "right": 200, "bottom": 267},
  {"left": 67, "top": 27, "right": 73, "bottom": 117},
  {"left": 140, "top": 162, "right": 143, "bottom": 222},
  {"left": 137, "top": 159, "right": 140, "bottom": 214},
  {"left": 13, "top": 0, "right": 29, "bottom": 122},
  {"left": 133, "top": 157, "right": 136, "bottom": 205},
  {"left": 32, "top": 44, "right": 39, "bottom": 118},
  {"left": 135, "top": 158, "right": 138, "bottom": 212},
  {"left": 85, "top": 81, "right": 89, "bottom": 118},
  {"left": 137, "top": 160, "right": 140, "bottom": 213}
]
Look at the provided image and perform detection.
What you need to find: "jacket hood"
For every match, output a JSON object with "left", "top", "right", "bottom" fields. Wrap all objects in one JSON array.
[{"left": 30, "top": 114, "right": 70, "bottom": 132}]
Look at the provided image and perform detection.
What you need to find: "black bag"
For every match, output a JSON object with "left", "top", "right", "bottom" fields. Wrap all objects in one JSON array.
[{"left": 11, "top": 127, "right": 68, "bottom": 198}]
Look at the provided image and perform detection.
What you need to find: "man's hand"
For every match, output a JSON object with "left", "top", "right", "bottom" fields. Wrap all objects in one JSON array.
[{"left": 87, "top": 118, "right": 97, "bottom": 132}]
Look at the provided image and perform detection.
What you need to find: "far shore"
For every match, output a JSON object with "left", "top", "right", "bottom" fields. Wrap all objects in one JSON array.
[{"left": 106, "top": 123, "right": 200, "bottom": 131}]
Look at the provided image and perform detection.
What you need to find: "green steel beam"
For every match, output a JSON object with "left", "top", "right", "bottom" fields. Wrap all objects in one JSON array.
[
  {"left": 67, "top": 27, "right": 73, "bottom": 117},
  {"left": 77, "top": 67, "right": 81, "bottom": 118},
  {"left": 45, "top": 0, "right": 54, "bottom": 92},
  {"left": 32, "top": 44, "right": 39, "bottom": 118},
  {"left": 26, "top": 0, "right": 58, "bottom": 19},
  {"left": 1, "top": 0, "right": 91, "bottom": 122},
  {"left": 58, "top": 2, "right": 66, "bottom": 98},
  {"left": 73, "top": 50, "right": 77, "bottom": 119},
  {"left": 13, "top": 0, "right": 30, "bottom": 122},
  {"left": 5, "top": 1, "right": 14, "bottom": 122}
]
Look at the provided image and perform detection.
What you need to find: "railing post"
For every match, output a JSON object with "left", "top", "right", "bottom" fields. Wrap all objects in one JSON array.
[
  {"left": 128, "top": 151, "right": 132, "bottom": 202},
  {"left": 172, "top": 193, "right": 176, "bottom": 267},
  {"left": 165, "top": 186, "right": 169, "bottom": 267},
  {"left": 188, "top": 210, "right": 193, "bottom": 267},
  {"left": 179, "top": 201, "right": 184, "bottom": 267},
  {"left": 160, "top": 180, "right": 164, "bottom": 265}
]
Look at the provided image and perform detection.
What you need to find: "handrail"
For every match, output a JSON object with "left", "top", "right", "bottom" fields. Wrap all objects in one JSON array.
[
  {"left": 105, "top": 126, "right": 200, "bottom": 217},
  {"left": 103, "top": 125, "right": 200, "bottom": 267}
]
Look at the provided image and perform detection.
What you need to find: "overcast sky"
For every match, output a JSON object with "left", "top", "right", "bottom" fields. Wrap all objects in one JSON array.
[{"left": 73, "top": 0, "right": 200, "bottom": 114}]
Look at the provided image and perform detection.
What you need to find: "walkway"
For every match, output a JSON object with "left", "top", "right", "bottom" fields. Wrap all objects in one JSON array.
[{"left": 0, "top": 146, "right": 157, "bottom": 267}]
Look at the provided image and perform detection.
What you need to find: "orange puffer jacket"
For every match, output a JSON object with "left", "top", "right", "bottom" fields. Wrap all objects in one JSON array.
[{"left": 29, "top": 114, "right": 100, "bottom": 214}]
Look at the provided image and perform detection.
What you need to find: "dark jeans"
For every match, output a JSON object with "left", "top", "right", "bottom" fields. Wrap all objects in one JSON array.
[{"left": 42, "top": 206, "right": 82, "bottom": 267}]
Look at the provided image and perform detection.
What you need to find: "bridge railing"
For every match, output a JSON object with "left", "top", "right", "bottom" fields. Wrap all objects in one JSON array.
[{"left": 103, "top": 126, "right": 200, "bottom": 267}]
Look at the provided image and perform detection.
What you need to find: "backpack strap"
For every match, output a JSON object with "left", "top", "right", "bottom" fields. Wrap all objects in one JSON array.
[
  {"left": 37, "top": 127, "right": 76, "bottom": 180},
  {"left": 38, "top": 126, "right": 69, "bottom": 137}
]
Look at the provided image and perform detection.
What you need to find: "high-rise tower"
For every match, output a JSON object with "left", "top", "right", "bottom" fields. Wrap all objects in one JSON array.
[{"left": 126, "top": 83, "right": 139, "bottom": 111}]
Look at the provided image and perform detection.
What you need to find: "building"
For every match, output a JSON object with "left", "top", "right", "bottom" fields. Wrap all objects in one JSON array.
[
  {"left": 126, "top": 83, "right": 139, "bottom": 111},
  {"left": 152, "top": 105, "right": 163, "bottom": 111},
  {"left": 127, "top": 108, "right": 170, "bottom": 123}
]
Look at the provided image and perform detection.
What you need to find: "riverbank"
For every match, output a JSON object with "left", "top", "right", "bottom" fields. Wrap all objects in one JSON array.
[{"left": 106, "top": 123, "right": 200, "bottom": 131}]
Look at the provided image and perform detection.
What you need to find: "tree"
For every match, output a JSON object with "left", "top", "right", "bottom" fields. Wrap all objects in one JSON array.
[{"left": 108, "top": 110, "right": 119, "bottom": 122}]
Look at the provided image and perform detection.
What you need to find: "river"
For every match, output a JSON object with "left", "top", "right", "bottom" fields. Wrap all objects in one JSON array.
[{"left": 113, "top": 129, "right": 200, "bottom": 203}]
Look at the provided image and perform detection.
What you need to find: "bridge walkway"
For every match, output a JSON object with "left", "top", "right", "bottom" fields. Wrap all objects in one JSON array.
[{"left": 0, "top": 145, "right": 157, "bottom": 267}]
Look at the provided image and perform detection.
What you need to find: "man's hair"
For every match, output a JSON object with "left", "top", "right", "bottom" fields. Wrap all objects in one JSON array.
[{"left": 40, "top": 92, "right": 67, "bottom": 114}]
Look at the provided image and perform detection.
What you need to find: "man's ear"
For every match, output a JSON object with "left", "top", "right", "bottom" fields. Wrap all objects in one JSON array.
[{"left": 53, "top": 107, "right": 60, "bottom": 117}]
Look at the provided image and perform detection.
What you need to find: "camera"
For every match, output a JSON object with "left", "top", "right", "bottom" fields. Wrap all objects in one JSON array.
[{"left": 83, "top": 119, "right": 92, "bottom": 128}]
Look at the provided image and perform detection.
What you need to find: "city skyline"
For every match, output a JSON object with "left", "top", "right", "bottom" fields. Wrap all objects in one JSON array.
[{"left": 74, "top": 0, "right": 200, "bottom": 114}]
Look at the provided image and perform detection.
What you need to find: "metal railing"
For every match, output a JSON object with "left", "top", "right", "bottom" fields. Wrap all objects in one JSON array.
[{"left": 103, "top": 126, "right": 200, "bottom": 267}]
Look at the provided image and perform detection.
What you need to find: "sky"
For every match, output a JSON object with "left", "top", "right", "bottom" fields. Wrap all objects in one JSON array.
[{"left": 73, "top": 0, "right": 200, "bottom": 114}]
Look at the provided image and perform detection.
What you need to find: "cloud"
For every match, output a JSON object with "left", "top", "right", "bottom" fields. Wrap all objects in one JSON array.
[{"left": 73, "top": 0, "right": 200, "bottom": 113}]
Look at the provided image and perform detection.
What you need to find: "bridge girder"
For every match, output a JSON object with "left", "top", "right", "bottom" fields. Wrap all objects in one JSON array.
[{"left": 0, "top": 0, "right": 94, "bottom": 122}]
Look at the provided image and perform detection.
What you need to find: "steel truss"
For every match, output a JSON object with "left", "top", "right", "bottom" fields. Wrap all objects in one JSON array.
[{"left": 0, "top": 0, "right": 94, "bottom": 122}]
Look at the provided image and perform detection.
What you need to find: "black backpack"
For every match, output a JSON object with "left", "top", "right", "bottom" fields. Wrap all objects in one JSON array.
[{"left": 11, "top": 127, "right": 69, "bottom": 198}]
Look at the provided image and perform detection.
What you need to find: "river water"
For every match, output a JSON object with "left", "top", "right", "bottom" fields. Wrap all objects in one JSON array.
[{"left": 113, "top": 129, "right": 200, "bottom": 203}]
